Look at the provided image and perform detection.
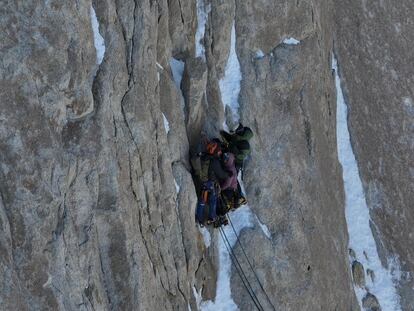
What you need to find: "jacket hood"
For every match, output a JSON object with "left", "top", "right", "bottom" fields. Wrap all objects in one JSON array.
[{"left": 235, "top": 127, "right": 253, "bottom": 141}]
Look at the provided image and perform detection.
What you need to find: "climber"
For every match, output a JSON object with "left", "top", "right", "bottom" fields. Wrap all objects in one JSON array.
[
  {"left": 220, "top": 123, "right": 253, "bottom": 206},
  {"left": 191, "top": 137, "right": 230, "bottom": 227},
  {"left": 220, "top": 123, "right": 254, "bottom": 173},
  {"left": 220, "top": 152, "right": 238, "bottom": 191},
  {"left": 218, "top": 152, "right": 240, "bottom": 216}
]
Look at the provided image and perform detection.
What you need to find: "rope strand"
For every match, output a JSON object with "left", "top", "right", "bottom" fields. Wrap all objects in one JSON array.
[
  {"left": 219, "top": 228, "right": 265, "bottom": 311},
  {"left": 228, "top": 215, "right": 277, "bottom": 311}
]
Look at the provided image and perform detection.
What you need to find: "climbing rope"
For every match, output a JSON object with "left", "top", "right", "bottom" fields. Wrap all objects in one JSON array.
[
  {"left": 227, "top": 215, "right": 277, "bottom": 311},
  {"left": 219, "top": 227, "right": 265, "bottom": 311}
]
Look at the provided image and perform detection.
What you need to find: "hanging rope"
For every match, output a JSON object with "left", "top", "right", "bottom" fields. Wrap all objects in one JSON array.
[
  {"left": 227, "top": 215, "right": 277, "bottom": 311},
  {"left": 219, "top": 228, "right": 264, "bottom": 311}
]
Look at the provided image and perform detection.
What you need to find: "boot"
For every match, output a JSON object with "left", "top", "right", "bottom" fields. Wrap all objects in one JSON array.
[{"left": 238, "top": 195, "right": 247, "bottom": 206}]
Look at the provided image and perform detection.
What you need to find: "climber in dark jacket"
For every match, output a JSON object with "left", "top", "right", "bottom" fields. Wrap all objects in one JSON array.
[
  {"left": 207, "top": 154, "right": 229, "bottom": 184},
  {"left": 194, "top": 138, "right": 230, "bottom": 225},
  {"left": 220, "top": 123, "right": 253, "bottom": 172},
  {"left": 220, "top": 124, "right": 253, "bottom": 208}
]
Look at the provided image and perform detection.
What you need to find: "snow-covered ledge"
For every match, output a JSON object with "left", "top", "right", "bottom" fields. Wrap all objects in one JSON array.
[
  {"left": 333, "top": 55, "right": 401, "bottom": 311},
  {"left": 90, "top": 6, "right": 105, "bottom": 65}
]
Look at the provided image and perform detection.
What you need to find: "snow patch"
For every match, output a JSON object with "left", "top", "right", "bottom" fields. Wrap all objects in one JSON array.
[
  {"left": 255, "top": 50, "right": 265, "bottom": 59},
  {"left": 402, "top": 97, "right": 414, "bottom": 115},
  {"left": 219, "top": 24, "right": 242, "bottom": 124},
  {"left": 333, "top": 55, "right": 401, "bottom": 311},
  {"left": 156, "top": 62, "right": 164, "bottom": 82},
  {"left": 202, "top": 18, "right": 265, "bottom": 310},
  {"left": 256, "top": 216, "right": 271, "bottom": 239},
  {"left": 174, "top": 178, "right": 180, "bottom": 194},
  {"left": 201, "top": 206, "right": 253, "bottom": 311},
  {"left": 170, "top": 58, "right": 185, "bottom": 91},
  {"left": 162, "top": 113, "right": 170, "bottom": 134},
  {"left": 388, "top": 256, "right": 403, "bottom": 284},
  {"left": 90, "top": 6, "right": 105, "bottom": 64},
  {"left": 193, "top": 286, "right": 203, "bottom": 309},
  {"left": 195, "top": 0, "right": 211, "bottom": 58},
  {"left": 282, "top": 37, "right": 300, "bottom": 45},
  {"left": 42, "top": 274, "right": 52, "bottom": 288},
  {"left": 394, "top": 23, "right": 402, "bottom": 34},
  {"left": 201, "top": 21, "right": 258, "bottom": 311},
  {"left": 198, "top": 226, "right": 211, "bottom": 248}
]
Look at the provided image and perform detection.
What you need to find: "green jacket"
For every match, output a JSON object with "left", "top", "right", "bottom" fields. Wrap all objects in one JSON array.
[{"left": 220, "top": 127, "right": 253, "bottom": 168}]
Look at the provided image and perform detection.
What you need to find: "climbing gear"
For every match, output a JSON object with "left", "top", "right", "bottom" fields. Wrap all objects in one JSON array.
[
  {"left": 220, "top": 190, "right": 235, "bottom": 214},
  {"left": 192, "top": 130, "right": 253, "bottom": 227},
  {"left": 220, "top": 125, "right": 253, "bottom": 173},
  {"left": 219, "top": 228, "right": 265, "bottom": 311},
  {"left": 220, "top": 188, "right": 247, "bottom": 214},
  {"left": 191, "top": 135, "right": 226, "bottom": 183},
  {"left": 238, "top": 195, "right": 247, "bottom": 206},
  {"left": 213, "top": 215, "right": 228, "bottom": 227},
  {"left": 195, "top": 201, "right": 207, "bottom": 226},
  {"left": 235, "top": 182, "right": 247, "bottom": 207},
  {"left": 190, "top": 139, "right": 215, "bottom": 183},
  {"left": 217, "top": 216, "right": 277, "bottom": 311},
  {"left": 195, "top": 181, "right": 221, "bottom": 225},
  {"left": 190, "top": 154, "right": 210, "bottom": 183},
  {"left": 227, "top": 215, "right": 277, "bottom": 311}
]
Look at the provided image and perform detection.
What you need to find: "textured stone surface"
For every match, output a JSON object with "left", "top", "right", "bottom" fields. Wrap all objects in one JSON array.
[
  {"left": 0, "top": 0, "right": 204, "bottom": 310},
  {"left": 182, "top": 57, "right": 208, "bottom": 148},
  {"left": 1, "top": 0, "right": 410, "bottom": 310},
  {"left": 366, "top": 268, "right": 375, "bottom": 283},
  {"left": 168, "top": 0, "right": 197, "bottom": 58},
  {"left": 362, "top": 292, "right": 381, "bottom": 311},
  {"left": 334, "top": 0, "right": 414, "bottom": 308},
  {"left": 352, "top": 260, "right": 366, "bottom": 288},
  {"left": 209, "top": 0, "right": 234, "bottom": 78},
  {"left": 231, "top": 0, "right": 358, "bottom": 310}
]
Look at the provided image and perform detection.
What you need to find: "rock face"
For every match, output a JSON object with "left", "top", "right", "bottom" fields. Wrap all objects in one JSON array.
[
  {"left": 232, "top": 0, "right": 358, "bottom": 310},
  {"left": 1, "top": 1, "right": 204, "bottom": 310},
  {"left": 0, "top": 0, "right": 410, "bottom": 310},
  {"left": 352, "top": 261, "right": 366, "bottom": 288},
  {"left": 363, "top": 293, "right": 381, "bottom": 311},
  {"left": 334, "top": 0, "right": 414, "bottom": 308}
]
